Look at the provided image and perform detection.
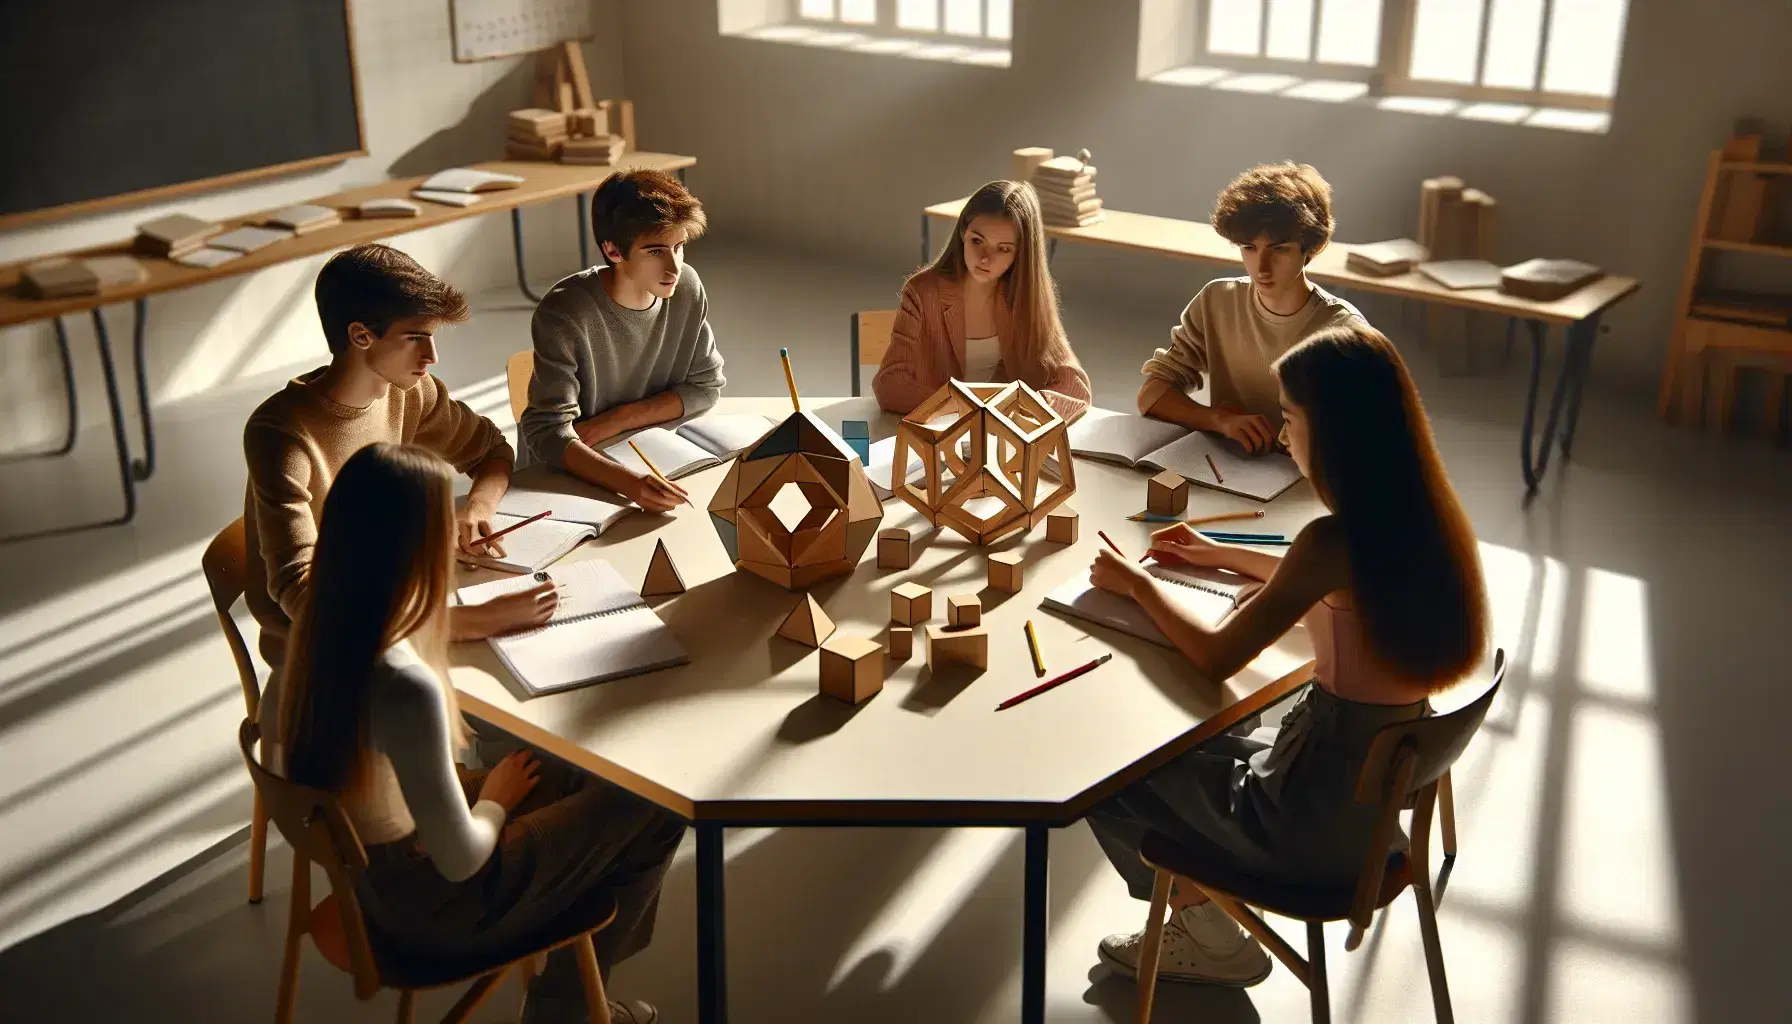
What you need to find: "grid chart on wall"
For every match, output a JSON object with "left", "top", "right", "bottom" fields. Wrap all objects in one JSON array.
[{"left": 451, "top": 0, "right": 594, "bottom": 61}]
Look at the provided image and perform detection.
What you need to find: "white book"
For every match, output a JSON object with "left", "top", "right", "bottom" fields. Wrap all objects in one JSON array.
[
  {"left": 457, "top": 560, "right": 689, "bottom": 697},
  {"left": 1068, "top": 408, "right": 1302, "bottom": 503},
  {"left": 1042, "top": 563, "right": 1253, "bottom": 649},
  {"left": 421, "top": 168, "right": 526, "bottom": 193},
  {"left": 498, "top": 466, "right": 638, "bottom": 533},
  {"left": 412, "top": 189, "right": 483, "bottom": 208},
  {"left": 208, "top": 225, "right": 294, "bottom": 253},
  {"left": 463, "top": 512, "right": 597, "bottom": 574},
  {"left": 173, "top": 246, "right": 244, "bottom": 269},
  {"left": 605, "top": 427, "right": 723, "bottom": 479},
  {"left": 359, "top": 198, "right": 423, "bottom": 218},
  {"left": 675, "top": 413, "right": 777, "bottom": 459},
  {"left": 1417, "top": 259, "right": 1502, "bottom": 291},
  {"left": 266, "top": 204, "right": 340, "bottom": 230}
]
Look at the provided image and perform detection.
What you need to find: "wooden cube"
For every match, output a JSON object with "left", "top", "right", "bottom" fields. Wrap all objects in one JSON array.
[
  {"left": 877, "top": 527, "right": 913, "bottom": 570},
  {"left": 891, "top": 582, "right": 932, "bottom": 625},
  {"left": 926, "top": 623, "right": 989, "bottom": 670},
  {"left": 987, "top": 551, "right": 1023, "bottom": 593},
  {"left": 887, "top": 625, "right": 913, "bottom": 660},
  {"left": 947, "top": 594, "right": 982, "bottom": 628},
  {"left": 1147, "top": 470, "right": 1189, "bottom": 516},
  {"left": 819, "top": 635, "right": 884, "bottom": 704},
  {"left": 1045, "top": 508, "right": 1078, "bottom": 544}
]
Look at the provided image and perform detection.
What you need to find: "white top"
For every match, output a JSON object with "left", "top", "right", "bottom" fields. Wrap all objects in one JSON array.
[{"left": 963, "top": 334, "right": 1001, "bottom": 383}]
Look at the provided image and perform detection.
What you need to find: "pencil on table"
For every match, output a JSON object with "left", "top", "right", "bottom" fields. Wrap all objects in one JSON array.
[
  {"left": 628, "top": 439, "right": 692, "bottom": 507},
  {"left": 1205, "top": 453, "right": 1224, "bottom": 484},
  {"left": 780, "top": 347, "right": 801, "bottom": 412},
  {"left": 1096, "top": 529, "right": 1127, "bottom": 558},
  {"left": 468, "top": 509, "right": 551, "bottom": 549},
  {"left": 1024, "top": 619, "right": 1047, "bottom": 677}
]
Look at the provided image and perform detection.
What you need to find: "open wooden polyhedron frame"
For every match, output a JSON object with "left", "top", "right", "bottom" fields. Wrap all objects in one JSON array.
[
  {"left": 890, "top": 380, "right": 1076, "bottom": 545},
  {"left": 708, "top": 411, "right": 884, "bottom": 589}
]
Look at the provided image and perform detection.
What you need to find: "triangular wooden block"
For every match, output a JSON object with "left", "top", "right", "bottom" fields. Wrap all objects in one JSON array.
[
  {"left": 640, "top": 539, "right": 686, "bottom": 597},
  {"left": 776, "top": 593, "right": 836, "bottom": 647}
]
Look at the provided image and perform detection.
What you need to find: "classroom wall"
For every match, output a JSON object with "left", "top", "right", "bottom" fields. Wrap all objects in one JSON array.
[
  {"left": 617, "top": 0, "right": 1792, "bottom": 402},
  {"left": 0, "top": 0, "right": 626, "bottom": 467}
]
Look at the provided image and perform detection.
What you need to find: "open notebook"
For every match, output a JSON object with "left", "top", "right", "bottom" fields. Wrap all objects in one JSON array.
[
  {"left": 1068, "top": 409, "right": 1303, "bottom": 503},
  {"left": 457, "top": 560, "right": 689, "bottom": 697},
  {"left": 1042, "top": 562, "right": 1253, "bottom": 649},
  {"left": 463, "top": 513, "right": 595, "bottom": 574},
  {"left": 498, "top": 466, "right": 638, "bottom": 534},
  {"left": 604, "top": 413, "right": 778, "bottom": 479}
]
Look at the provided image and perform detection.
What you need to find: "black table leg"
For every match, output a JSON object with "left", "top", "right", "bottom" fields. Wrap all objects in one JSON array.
[
  {"left": 1558, "top": 315, "right": 1601, "bottom": 459},
  {"left": 696, "top": 823, "right": 728, "bottom": 1024},
  {"left": 1021, "top": 824, "right": 1049, "bottom": 1024},
  {"left": 576, "top": 192, "right": 590, "bottom": 271},
  {"left": 1520, "top": 319, "right": 1582, "bottom": 496},
  {"left": 921, "top": 213, "right": 932, "bottom": 267},
  {"left": 127, "top": 298, "right": 155, "bottom": 482},
  {"left": 1047, "top": 238, "right": 1058, "bottom": 263},
  {"left": 511, "top": 207, "right": 544, "bottom": 303}
]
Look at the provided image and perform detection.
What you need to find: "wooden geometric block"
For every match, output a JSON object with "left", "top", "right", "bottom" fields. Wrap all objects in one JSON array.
[
  {"left": 887, "top": 625, "right": 913, "bottom": 660},
  {"left": 926, "top": 623, "right": 989, "bottom": 671},
  {"left": 776, "top": 593, "right": 835, "bottom": 648},
  {"left": 987, "top": 551, "right": 1023, "bottom": 593},
  {"left": 819, "top": 635, "right": 884, "bottom": 704},
  {"left": 947, "top": 594, "right": 981, "bottom": 628},
  {"left": 1146, "top": 470, "right": 1188, "bottom": 516},
  {"left": 1045, "top": 508, "right": 1078, "bottom": 544},
  {"left": 877, "top": 527, "right": 912, "bottom": 570},
  {"left": 640, "top": 539, "right": 686, "bottom": 597},
  {"left": 891, "top": 582, "right": 932, "bottom": 625}
]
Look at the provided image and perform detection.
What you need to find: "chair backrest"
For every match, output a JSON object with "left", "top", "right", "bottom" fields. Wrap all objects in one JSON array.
[
  {"left": 848, "top": 310, "right": 897, "bottom": 396},
  {"left": 506, "top": 350, "right": 535, "bottom": 423},
  {"left": 203, "top": 519, "right": 264, "bottom": 722},
  {"left": 237, "top": 718, "right": 385, "bottom": 998}
]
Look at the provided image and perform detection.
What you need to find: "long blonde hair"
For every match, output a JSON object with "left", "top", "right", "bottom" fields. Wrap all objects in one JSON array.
[
  {"left": 279, "top": 442, "right": 466, "bottom": 792},
  {"left": 918, "top": 179, "right": 1078, "bottom": 389}
]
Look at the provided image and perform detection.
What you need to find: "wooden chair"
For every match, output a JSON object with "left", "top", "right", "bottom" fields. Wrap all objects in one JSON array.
[
  {"left": 203, "top": 518, "right": 270, "bottom": 904},
  {"left": 1130, "top": 650, "right": 1506, "bottom": 1024},
  {"left": 237, "top": 719, "right": 617, "bottom": 1024},
  {"left": 506, "top": 350, "right": 535, "bottom": 423},
  {"left": 848, "top": 310, "right": 897, "bottom": 397}
]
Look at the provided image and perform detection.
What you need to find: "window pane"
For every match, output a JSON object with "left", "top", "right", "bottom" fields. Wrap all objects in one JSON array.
[
  {"left": 1541, "top": 0, "right": 1629, "bottom": 97},
  {"left": 840, "top": 0, "right": 875, "bottom": 24},
  {"left": 1482, "top": 0, "right": 1544, "bottom": 88},
  {"left": 1409, "top": 0, "right": 1484, "bottom": 84},
  {"left": 987, "top": 0, "right": 1012, "bottom": 39},
  {"left": 1208, "top": 0, "right": 1264, "bottom": 56},
  {"left": 944, "top": 0, "right": 981, "bottom": 35},
  {"left": 798, "top": 0, "right": 835, "bottom": 19},
  {"left": 1265, "top": 0, "right": 1314, "bottom": 61},
  {"left": 898, "top": 0, "right": 940, "bottom": 31},
  {"left": 1317, "top": 0, "right": 1382, "bottom": 65}
]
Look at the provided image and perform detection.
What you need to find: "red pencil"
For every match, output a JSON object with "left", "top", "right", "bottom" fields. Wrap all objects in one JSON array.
[
  {"left": 468, "top": 509, "right": 551, "bottom": 550},
  {"left": 1096, "top": 530, "right": 1127, "bottom": 558},
  {"left": 995, "top": 653, "right": 1114, "bottom": 711}
]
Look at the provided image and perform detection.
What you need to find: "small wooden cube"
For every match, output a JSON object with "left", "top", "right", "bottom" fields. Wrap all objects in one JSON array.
[
  {"left": 1045, "top": 509, "right": 1079, "bottom": 544},
  {"left": 877, "top": 527, "right": 913, "bottom": 570},
  {"left": 987, "top": 551, "right": 1023, "bottom": 593},
  {"left": 891, "top": 582, "right": 932, "bottom": 625},
  {"left": 819, "top": 635, "right": 884, "bottom": 704},
  {"left": 887, "top": 625, "right": 913, "bottom": 660},
  {"left": 926, "top": 623, "right": 989, "bottom": 670},
  {"left": 1147, "top": 470, "right": 1189, "bottom": 516},
  {"left": 947, "top": 594, "right": 982, "bottom": 628}
]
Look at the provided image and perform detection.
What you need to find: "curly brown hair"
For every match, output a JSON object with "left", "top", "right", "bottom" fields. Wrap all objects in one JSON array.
[
  {"left": 1211, "top": 162, "right": 1335, "bottom": 258},
  {"left": 590, "top": 169, "right": 707, "bottom": 266},
  {"left": 314, "top": 244, "right": 469, "bottom": 355}
]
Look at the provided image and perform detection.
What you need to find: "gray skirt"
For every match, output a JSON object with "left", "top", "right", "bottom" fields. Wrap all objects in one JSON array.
[{"left": 1086, "top": 683, "right": 1426, "bottom": 900}]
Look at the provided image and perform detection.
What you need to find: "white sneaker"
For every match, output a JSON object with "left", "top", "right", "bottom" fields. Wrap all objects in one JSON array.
[{"left": 1098, "top": 902, "right": 1272, "bottom": 987}]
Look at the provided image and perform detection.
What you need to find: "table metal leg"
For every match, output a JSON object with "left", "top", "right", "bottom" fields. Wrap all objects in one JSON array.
[
  {"left": 1047, "top": 238, "right": 1058, "bottom": 263},
  {"left": 1558, "top": 315, "right": 1601, "bottom": 459},
  {"left": 576, "top": 192, "right": 590, "bottom": 270},
  {"left": 1021, "top": 824, "right": 1049, "bottom": 1024},
  {"left": 921, "top": 213, "right": 931, "bottom": 267},
  {"left": 511, "top": 208, "right": 544, "bottom": 303},
  {"left": 1519, "top": 319, "right": 1581, "bottom": 496},
  {"left": 126, "top": 298, "right": 155, "bottom": 482},
  {"left": 696, "top": 823, "right": 728, "bottom": 1024}
]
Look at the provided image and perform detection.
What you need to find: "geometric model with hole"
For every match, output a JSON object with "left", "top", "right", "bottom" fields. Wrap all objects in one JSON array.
[
  {"left": 889, "top": 379, "right": 1075, "bottom": 546},
  {"left": 707, "top": 410, "right": 884, "bottom": 590}
]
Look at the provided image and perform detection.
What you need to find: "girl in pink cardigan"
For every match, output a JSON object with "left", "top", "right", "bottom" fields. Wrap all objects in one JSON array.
[{"left": 873, "top": 180, "right": 1092, "bottom": 421}]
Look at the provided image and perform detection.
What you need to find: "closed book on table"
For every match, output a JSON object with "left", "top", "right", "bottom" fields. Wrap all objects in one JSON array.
[
  {"left": 1347, "top": 238, "right": 1429, "bottom": 276},
  {"left": 21, "top": 257, "right": 100, "bottom": 298},
  {"left": 1417, "top": 259, "right": 1502, "bottom": 291},
  {"left": 1499, "top": 258, "right": 1603, "bottom": 301},
  {"left": 358, "top": 198, "right": 422, "bottom": 219},
  {"left": 266, "top": 204, "right": 341, "bottom": 233}
]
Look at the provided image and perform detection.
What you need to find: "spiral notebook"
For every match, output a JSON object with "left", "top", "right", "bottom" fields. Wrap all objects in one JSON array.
[
  {"left": 457, "top": 560, "right": 688, "bottom": 696},
  {"left": 1041, "top": 563, "right": 1251, "bottom": 649}
]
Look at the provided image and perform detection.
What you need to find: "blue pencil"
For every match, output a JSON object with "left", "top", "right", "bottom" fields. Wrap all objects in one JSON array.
[{"left": 1200, "top": 531, "right": 1291, "bottom": 545}]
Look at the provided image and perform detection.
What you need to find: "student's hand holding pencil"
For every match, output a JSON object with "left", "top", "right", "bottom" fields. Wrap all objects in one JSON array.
[
  {"left": 1144, "top": 521, "right": 1228, "bottom": 569},
  {"left": 456, "top": 500, "right": 506, "bottom": 558},
  {"left": 1090, "top": 547, "right": 1152, "bottom": 600},
  {"left": 622, "top": 470, "right": 689, "bottom": 513}
]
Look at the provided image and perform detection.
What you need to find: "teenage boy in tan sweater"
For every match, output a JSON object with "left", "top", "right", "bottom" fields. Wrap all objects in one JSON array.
[{"left": 1138, "top": 162, "right": 1368, "bottom": 452}]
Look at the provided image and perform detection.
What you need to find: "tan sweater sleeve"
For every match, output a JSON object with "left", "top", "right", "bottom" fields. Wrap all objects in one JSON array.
[
  {"left": 872, "top": 280, "right": 940, "bottom": 414},
  {"left": 1139, "top": 289, "right": 1212, "bottom": 392},
  {"left": 243, "top": 419, "right": 319, "bottom": 623},
  {"left": 412, "top": 375, "right": 514, "bottom": 473}
]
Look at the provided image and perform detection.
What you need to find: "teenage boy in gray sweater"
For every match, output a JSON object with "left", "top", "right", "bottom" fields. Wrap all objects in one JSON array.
[{"left": 519, "top": 169, "right": 725, "bottom": 510}]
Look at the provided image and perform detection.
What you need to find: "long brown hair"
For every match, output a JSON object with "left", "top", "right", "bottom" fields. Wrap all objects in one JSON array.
[
  {"left": 1275, "top": 327, "right": 1487, "bottom": 687},
  {"left": 279, "top": 442, "right": 465, "bottom": 791},
  {"left": 918, "top": 179, "right": 1078, "bottom": 389}
]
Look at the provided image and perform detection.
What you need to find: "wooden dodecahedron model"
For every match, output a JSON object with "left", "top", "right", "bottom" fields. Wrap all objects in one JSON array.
[
  {"left": 889, "top": 380, "right": 1075, "bottom": 545},
  {"left": 708, "top": 411, "right": 884, "bottom": 590}
]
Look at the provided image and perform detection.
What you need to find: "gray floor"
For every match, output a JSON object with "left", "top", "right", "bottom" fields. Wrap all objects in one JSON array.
[{"left": 1, "top": 242, "right": 1789, "bottom": 1023}]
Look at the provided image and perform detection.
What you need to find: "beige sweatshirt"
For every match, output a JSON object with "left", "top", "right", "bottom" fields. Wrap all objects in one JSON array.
[{"left": 1140, "top": 277, "right": 1366, "bottom": 428}]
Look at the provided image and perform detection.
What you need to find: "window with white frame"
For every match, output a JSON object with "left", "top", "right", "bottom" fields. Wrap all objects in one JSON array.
[
  {"left": 798, "top": 0, "right": 1012, "bottom": 41},
  {"left": 731, "top": 0, "right": 1011, "bottom": 64}
]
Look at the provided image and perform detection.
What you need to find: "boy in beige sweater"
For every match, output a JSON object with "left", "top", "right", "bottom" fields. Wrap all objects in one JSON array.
[{"left": 1138, "top": 162, "right": 1367, "bottom": 452}]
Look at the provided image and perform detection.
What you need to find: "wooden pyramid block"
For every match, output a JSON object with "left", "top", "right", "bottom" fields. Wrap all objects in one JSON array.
[
  {"left": 640, "top": 539, "right": 686, "bottom": 597},
  {"left": 777, "top": 593, "right": 836, "bottom": 648}
]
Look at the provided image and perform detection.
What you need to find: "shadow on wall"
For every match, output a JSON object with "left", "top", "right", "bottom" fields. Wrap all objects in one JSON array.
[{"left": 386, "top": 58, "right": 534, "bottom": 180}]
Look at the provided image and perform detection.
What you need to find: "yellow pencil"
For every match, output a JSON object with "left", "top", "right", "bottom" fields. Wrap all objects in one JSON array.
[
  {"left": 780, "top": 347, "right": 801, "bottom": 412},
  {"left": 1024, "top": 619, "right": 1046, "bottom": 677},
  {"left": 628, "top": 439, "right": 691, "bottom": 507}
]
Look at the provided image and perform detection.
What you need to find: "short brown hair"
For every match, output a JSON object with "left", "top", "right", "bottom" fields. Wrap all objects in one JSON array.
[
  {"left": 1211, "top": 162, "right": 1335, "bottom": 256},
  {"left": 590, "top": 169, "right": 707, "bottom": 266},
  {"left": 313, "top": 244, "right": 468, "bottom": 354}
]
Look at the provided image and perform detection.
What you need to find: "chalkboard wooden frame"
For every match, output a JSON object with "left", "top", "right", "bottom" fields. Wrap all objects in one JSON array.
[{"left": 0, "top": 0, "right": 367, "bottom": 231}]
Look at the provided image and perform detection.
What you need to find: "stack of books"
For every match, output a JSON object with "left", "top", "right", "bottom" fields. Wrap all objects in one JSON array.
[
  {"left": 265, "top": 204, "right": 341, "bottom": 235},
  {"left": 1346, "top": 239, "right": 1429, "bottom": 277},
  {"left": 1032, "top": 154, "right": 1103, "bottom": 228},
  {"left": 21, "top": 255, "right": 148, "bottom": 298},
  {"left": 134, "top": 213, "right": 220, "bottom": 259},
  {"left": 562, "top": 134, "right": 624, "bottom": 166},
  {"left": 358, "top": 198, "right": 422, "bottom": 219},
  {"left": 507, "top": 108, "right": 567, "bottom": 160}
]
